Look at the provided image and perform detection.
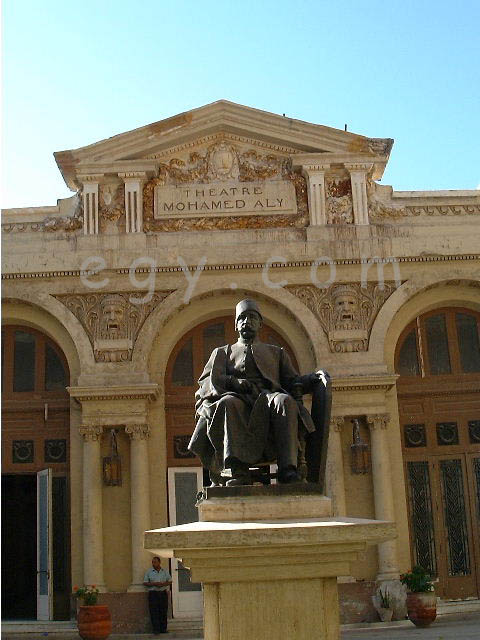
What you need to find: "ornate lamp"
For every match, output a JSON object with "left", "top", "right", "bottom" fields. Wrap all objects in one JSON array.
[
  {"left": 350, "top": 418, "right": 370, "bottom": 474},
  {"left": 103, "top": 429, "right": 122, "bottom": 486}
]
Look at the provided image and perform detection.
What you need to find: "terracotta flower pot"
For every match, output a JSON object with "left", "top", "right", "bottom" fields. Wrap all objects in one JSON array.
[
  {"left": 406, "top": 591, "right": 437, "bottom": 627},
  {"left": 77, "top": 605, "right": 112, "bottom": 640}
]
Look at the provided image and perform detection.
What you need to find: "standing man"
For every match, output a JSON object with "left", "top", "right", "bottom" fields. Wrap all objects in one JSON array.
[{"left": 143, "top": 556, "right": 172, "bottom": 635}]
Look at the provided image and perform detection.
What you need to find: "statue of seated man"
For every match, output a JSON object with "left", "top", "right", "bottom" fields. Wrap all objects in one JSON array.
[{"left": 188, "top": 298, "right": 330, "bottom": 487}]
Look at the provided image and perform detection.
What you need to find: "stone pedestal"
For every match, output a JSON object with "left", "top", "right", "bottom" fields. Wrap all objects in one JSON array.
[{"left": 144, "top": 487, "right": 396, "bottom": 640}]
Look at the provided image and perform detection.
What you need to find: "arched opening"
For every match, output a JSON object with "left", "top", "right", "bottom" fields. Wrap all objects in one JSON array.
[
  {"left": 396, "top": 307, "right": 480, "bottom": 599},
  {"left": 1, "top": 325, "right": 71, "bottom": 621}
]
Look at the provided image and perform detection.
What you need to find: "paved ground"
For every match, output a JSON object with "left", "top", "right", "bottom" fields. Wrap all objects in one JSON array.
[
  {"left": 3, "top": 612, "right": 480, "bottom": 639},
  {"left": 343, "top": 613, "right": 480, "bottom": 639}
]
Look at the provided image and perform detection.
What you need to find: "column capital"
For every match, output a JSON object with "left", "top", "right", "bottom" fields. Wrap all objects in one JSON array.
[
  {"left": 344, "top": 163, "right": 374, "bottom": 174},
  {"left": 330, "top": 416, "right": 345, "bottom": 432},
  {"left": 366, "top": 414, "right": 390, "bottom": 431},
  {"left": 301, "top": 163, "right": 331, "bottom": 175},
  {"left": 77, "top": 173, "right": 105, "bottom": 184},
  {"left": 79, "top": 425, "right": 103, "bottom": 441},
  {"left": 118, "top": 171, "right": 148, "bottom": 181},
  {"left": 125, "top": 424, "right": 150, "bottom": 440}
]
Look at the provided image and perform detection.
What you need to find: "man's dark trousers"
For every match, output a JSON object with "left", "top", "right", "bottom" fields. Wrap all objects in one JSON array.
[{"left": 148, "top": 590, "right": 168, "bottom": 633}]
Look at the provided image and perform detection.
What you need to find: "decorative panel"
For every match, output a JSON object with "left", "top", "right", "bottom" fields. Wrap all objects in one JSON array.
[
  {"left": 436, "top": 422, "right": 459, "bottom": 446},
  {"left": 468, "top": 420, "right": 480, "bottom": 444},
  {"left": 173, "top": 435, "right": 195, "bottom": 459},
  {"left": 404, "top": 424, "right": 426, "bottom": 448},
  {"left": 406, "top": 461, "right": 437, "bottom": 576},
  {"left": 473, "top": 457, "right": 480, "bottom": 521},
  {"left": 440, "top": 459, "right": 471, "bottom": 576},
  {"left": 12, "top": 440, "right": 34, "bottom": 463},
  {"left": 44, "top": 439, "right": 67, "bottom": 463}
]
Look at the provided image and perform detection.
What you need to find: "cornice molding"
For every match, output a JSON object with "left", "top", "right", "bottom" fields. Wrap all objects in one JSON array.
[
  {"left": 2, "top": 253, "right": 479, "bottom": 281},
  {"left": 67, "top": 384, "right": 159, "bottom": 402},
  {"left": 332, "top": 375, "right": 398, "bottom": 392}
]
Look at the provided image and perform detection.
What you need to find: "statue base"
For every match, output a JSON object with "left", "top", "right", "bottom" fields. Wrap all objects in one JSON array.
[{"left": 144, "top": 490, "right": 396, "bottom": 640}]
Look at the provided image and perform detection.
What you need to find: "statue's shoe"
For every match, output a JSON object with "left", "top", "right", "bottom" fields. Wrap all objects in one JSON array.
[
  {"left": 277, "top": 467, "right": 300, "bottom": 484},
  {"left": 225, "top": 474, "right": 252, "bottom": 487}
]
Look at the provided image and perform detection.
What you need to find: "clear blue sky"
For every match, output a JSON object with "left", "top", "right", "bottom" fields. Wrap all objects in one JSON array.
[{"left": 2, "top": 0, "right": 479, "bottom": 208}]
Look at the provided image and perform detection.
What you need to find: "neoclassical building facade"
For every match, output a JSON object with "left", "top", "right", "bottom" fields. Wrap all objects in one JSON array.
[{"left": 2, "top": 101, "right": 479, "bottom": 629}]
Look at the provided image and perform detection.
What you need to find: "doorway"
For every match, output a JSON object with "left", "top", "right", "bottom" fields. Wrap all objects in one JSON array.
[
  {"left": 396, "top": 308, "right": 480, "bottom": 599},
  {"left": 1, "top": 326, "right": 71, "bottom": 620},
  {"left": 2, "top": 475, "right": 37, "bottom": 619}
]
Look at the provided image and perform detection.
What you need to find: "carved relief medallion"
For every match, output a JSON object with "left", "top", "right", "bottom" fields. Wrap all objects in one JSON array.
[
  {"left": 54, "top": 291, "right": 173, "bottom": 362},
  {"left": 287, "top": 282, "right": 397, "bottom": 352}
]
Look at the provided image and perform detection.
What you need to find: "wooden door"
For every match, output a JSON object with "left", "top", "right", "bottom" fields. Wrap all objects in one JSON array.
[
  {"left": 397, "top": 308, "right": 480, "bottom": 599},
  {"left": 165, "top": 316, "right": 297, "bottom": 468}
]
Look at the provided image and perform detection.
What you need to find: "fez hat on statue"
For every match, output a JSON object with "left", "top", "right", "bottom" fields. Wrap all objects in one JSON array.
[{"left": 235, "top": 298, "right": 263, "bottom": 322}]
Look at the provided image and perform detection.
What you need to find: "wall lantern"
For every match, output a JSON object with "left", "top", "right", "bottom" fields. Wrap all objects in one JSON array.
[
  {"left": 103, "top": 429, "right": 122, "bottom": 486},
  {"left": 350, "top": 418, "right": 370, "bottom": 474}
]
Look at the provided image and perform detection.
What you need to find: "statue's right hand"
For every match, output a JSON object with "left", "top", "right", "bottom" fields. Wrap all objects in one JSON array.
[{"left": 231, "top": 378, "right": 252, "bottom": 393}]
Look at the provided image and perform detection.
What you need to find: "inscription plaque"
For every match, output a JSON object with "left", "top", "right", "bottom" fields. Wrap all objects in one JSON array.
[{"left": 154, "top": 180, "right": 297, "bottom": 218}]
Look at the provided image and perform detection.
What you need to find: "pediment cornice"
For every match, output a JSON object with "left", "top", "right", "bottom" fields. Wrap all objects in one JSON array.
[{"left": 54, "top": 101, "right": 393, "bottom": 190}]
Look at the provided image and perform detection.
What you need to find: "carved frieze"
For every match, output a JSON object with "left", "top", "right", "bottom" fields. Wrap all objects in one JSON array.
[
  {"left": 287, "top": 283, "right": 396, "bottom": 352},
  {"left": 326, "top": 177, "right": 353, "bottom": 224},
  {"left": 367, "top": 178, "right": 480, "bottom": 220},
  {"left": 143, "top": 140, "right": 308, "bottom": 232},
  {"left": 54, "top": 291, "right": 173, "bottom": 362}
]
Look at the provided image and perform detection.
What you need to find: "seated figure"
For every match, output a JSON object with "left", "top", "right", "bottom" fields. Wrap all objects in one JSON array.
[{"left": 188, "top": 298, "right": 330, "bottom": 487}]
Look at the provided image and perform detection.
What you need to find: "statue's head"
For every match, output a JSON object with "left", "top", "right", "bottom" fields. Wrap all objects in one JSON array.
[{"left": 235, "top": 298, "right": 263, "bottom": 340}]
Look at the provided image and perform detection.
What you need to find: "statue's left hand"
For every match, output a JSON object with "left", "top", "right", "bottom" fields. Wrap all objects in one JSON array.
[{"left": 310, "top": 370, "right": 330, "bottom": 386}]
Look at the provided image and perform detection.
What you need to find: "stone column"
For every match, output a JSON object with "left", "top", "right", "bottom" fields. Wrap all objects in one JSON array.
[
  {"left": 367, "top": 413, "right": 399, "bottom": 580},
  {"left": 79, "top": 425, "right": 106, "bottom": 590},
  {"left": 328, "top": 416, "right": 355, "bottom": 584},
  {"left": 328, "top": 416, "right": 347, "bottom": 517},
  {"left": 302, "top": 165, "right": 329, "bottom": 225},
  {"left": 345, "top": 164, "right": 373, "bottom": 225},
  {"left": 126, "top": 424, "right": 151, "bottom": 591},
  {"left": 119, "top": 173, "right": 146, "bottom": 233},
  {"left": 79, "top": 175, "right": 103, "bottom": 235}
]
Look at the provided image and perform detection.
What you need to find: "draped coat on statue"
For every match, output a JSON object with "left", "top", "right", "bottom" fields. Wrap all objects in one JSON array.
[{"left": 188, "top": 341, "right": 324, "bottom": 474}]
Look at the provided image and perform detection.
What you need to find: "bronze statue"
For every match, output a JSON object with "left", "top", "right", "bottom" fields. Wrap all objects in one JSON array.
[{"left": 188, "top": 299, "right": 331, "bottom": 487}]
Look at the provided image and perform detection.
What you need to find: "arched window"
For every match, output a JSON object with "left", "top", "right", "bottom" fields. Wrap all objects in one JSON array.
[
  {"left": 395, "top": 308, "right": 480, "bottom": 378},
  {"left": 1, "top": 326, "right": 69, "bottom": 396}
]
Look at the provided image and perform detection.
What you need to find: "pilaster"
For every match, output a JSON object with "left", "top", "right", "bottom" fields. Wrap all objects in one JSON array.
[
  {"left": 345, "top": 163, "right": 373, "bottom": 225},
  {"left": 119, "top": 172, "right": 147, "bottom": 233},
  {"left": 78, "top": 425, "right": 106, "bottom": 591},
  {"left": 366, "top": 413, "right": 399, "bottom": 580},
  {"left": 125, "top": 424, "right": 152, "bottom": 591},
  {"left": 79, "top": 174, "right": 104, "bottom": 235},
  {"left": 301, "top": 164, "right": 329, "bottom": 225}
]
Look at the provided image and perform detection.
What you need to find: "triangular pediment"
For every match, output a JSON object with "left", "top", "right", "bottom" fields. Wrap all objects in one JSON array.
[{"left": 54, "top": 101, "right": 393, "bottom": 190}]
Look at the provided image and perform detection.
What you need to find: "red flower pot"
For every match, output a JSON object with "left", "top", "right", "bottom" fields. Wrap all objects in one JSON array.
[
  {"left": 406, "top": 591, "right": 437, "bottom": 627},
  {"left": 77, "top": 605, "right": 112, "bottom": 640}
]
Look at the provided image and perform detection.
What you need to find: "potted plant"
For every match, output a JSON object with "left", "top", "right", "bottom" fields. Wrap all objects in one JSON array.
[
  {"left": 400, "top": 565, "right": 437, "bottom": 627},
  {"left": 73, "top": 585, "right": 112, "bottom": 640}
]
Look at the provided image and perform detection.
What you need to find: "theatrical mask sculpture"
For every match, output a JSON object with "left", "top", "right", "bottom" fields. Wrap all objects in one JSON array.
[{"left": 188, "top": 299, "right": 331, "bottom": 487}]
